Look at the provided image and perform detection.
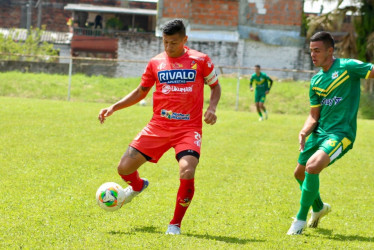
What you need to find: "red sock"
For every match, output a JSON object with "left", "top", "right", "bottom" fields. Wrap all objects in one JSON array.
[
  {"left": 119, "top": 171, "right": 144, "bottom": 192},
  {"left": 169, "top": 178, "right": 195, "bottom": 227}
]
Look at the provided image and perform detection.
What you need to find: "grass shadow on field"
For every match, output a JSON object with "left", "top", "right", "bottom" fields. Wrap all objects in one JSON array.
[
  {"left": 132, "top": 226, "right": 264, "bottom": 244},
  {"left": 109, "top": 226, "right": 264, "bottom": 244},
  {"left": 184, "top": 232, "right": 265, "bottom": 244},
  {"left": 314, "top": 228, "right": 374, "bottom": 242}
]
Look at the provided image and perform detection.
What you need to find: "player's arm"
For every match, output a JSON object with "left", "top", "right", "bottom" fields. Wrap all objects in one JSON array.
[
  {"left": 204, "top": 83, "right": 221, "bottom": 125},
  {"left": 249, "top": 78, "right": 254, "bottom": 91},
  {"left": 98, "top": 85, "right": 152, "bottom": 124},
  {"left": 268, "top": 77, "right": 273, "bottom": 89},
  {"left": 369, "top": 67, "right": 374, "bottom": 78},
  {"left": 299, "top": 106, "right": 320, "bottom": 151}
]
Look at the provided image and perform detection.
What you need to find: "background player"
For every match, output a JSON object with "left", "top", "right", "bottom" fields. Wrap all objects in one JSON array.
[
  {"left": 249, "top": 65, "right": 273, "bottom": 121},
  {"left": 98, "top": 19, "right": 221, "bottom": 235},
  {"left": 287, "top": 31, "right": 374, "bottom": 235}
]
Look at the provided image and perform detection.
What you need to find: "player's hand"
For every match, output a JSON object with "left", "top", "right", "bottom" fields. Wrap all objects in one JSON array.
[
  {"left": 204, "top": 109, "right": 217, "bottom": 125},
  {"left": 265, "top": 90, "right": 269, "bottom": 95},
  {"left": 299, "top": 131, "right": 306, "bottom": 152},
  {"left": 98, "top": 107, "right": 114, "bottom": 124},
  {"left": 250, "top": 88, "right": 254, "bottom": 92}
]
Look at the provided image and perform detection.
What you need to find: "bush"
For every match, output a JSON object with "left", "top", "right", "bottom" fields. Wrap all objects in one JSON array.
[
  {"left": 0, "top": 26, "right": 59, "bottom": 62},
  {"left": 359, "top": 92, "right": 374, "bottom": 119}
]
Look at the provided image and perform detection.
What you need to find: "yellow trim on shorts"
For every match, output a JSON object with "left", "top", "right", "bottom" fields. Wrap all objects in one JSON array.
[
  {"left": 329, "top": 142, "right": 342, "bottom": 157},
  {"left": 341, "top": 137, "right": 352, "bottom": 150},
  {"left": 328, "top": 137, "right": 352, "bottom": 156},
  {"left": 311, "top": 104, "right": 321, "bottom": 108}
]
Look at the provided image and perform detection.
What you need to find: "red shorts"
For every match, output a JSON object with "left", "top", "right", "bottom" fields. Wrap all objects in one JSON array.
[{"left": 129, "top": 123, "right": 202, "bottom": 163}]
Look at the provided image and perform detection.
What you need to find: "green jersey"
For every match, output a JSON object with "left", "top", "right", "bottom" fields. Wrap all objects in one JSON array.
[
  {"left": 250, "top": 72, "right": 272, "bottom": 95},
  {"left": 309, "top": 58, "right": 373, "bottom": 142}
]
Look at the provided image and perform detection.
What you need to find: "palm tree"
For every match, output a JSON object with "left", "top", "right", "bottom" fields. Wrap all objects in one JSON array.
[{"left": 305, "top": 0, "right": 374, "bottom": 62}]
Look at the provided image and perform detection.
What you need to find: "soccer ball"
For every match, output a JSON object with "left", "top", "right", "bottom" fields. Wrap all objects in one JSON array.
[
  {"left": 96, "top": 182, "right": 126, "bottom": 212},
  {"left": 139, "top": 99, "right": 147, "bottom": 106}
]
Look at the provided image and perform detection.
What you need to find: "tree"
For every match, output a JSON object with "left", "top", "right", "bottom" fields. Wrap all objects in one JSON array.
[
  {"left": 306, "top": 0, "right": 374, "bottom": 62},
  {"left": 0, "top": 26, "right": 59, "bottom": 61}
]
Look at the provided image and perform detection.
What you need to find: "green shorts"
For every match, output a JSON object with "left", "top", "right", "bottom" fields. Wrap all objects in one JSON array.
[
  {"left": 298, "top": 132, "right": 353, "bottom": 166},
  {"left": 255, "top": 92, "right": 266, "bottom": 103}
]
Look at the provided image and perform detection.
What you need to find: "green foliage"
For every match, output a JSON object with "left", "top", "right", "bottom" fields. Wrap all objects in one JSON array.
[
  {"left": 106, "top": 17, "right": 124, "bottom": 30},
  {"left": 360, "top": 92, "right": 374, "bottom": 119},
  {"left": 0, "top": 26, "right": 59, "bottom": 61},
  {"left": 0, "top": 97, "right": 373, "bottom": 248},
  {"left": 300, "top": 12, "right": 309, "bottom": 37},
  {"left": 355, "top": 1, "right": 374, "bottom": 62}
]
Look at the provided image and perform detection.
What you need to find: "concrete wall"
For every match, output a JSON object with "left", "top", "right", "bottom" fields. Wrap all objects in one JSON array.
[{"left": 0, "top": 35, "right": 313, "bottom": 80}]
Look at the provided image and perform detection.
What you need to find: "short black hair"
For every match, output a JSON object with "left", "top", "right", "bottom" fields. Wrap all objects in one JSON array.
[
  {"left": 310, "top": 31, "right": 335, "bottom": 49},
  {"left": 255, "top": 65, "right": 261, "bottom": 68},
  {"left": 161, "top": 19, "right": 186, "bottom": 36}
]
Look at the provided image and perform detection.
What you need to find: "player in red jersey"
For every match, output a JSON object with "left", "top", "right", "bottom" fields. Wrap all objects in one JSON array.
[{"left": 98, "top": 19, "right": 221, "bottom": 235}]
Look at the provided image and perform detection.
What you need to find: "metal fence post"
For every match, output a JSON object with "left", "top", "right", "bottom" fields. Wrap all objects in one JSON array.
[
  {"left": 235, "top": 67, "right": 240, "bottom": 111},
  {"left": 67, "top": 57, "right": 73, "bottom": 101}
]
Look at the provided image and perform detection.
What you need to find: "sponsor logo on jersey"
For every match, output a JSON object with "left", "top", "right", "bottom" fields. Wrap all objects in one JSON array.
[
  {"left": 191, "top": 60, "right": 197, "bottom": 70},
  {"left": 172, "top": 62, "right": 183, "bottom": 68},
  {"left": 158, "top": 62, "right": 166, "bottom": 70},
  {"left": 161, "top": 109, "right": 190, "bottom": 120},
  {"left": 162, "top": 84, "right": 193, "bottom": 94},
  {"left": 332, "top": 71, "right": 339, "bottom": 79},
  {"left": 158, "top": 69, "right": 196, "bottom": 84},
  {"left": 321, "top": 96, "right": 343, "bottom": 106}
]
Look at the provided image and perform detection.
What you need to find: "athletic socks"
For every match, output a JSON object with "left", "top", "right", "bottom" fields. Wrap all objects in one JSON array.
[
  {"left": 297, "top": 172, "right": 320, "bottom": 221},
  {"left": 119, "top": 171, "right": 144, "bottom": 192},
  {"left": 296, "top": 178, "right": 324, "bottom": 212},
  {"left": 258, "top": 111, "right": 263, "bottom": 117},
  {"left": 169, "top": 178, "right": 195, "bottom": 227}
]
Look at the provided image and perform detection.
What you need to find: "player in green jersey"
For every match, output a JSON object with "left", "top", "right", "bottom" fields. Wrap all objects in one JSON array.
[
  {"left": 249, "top": 65, "right": 273, "bottom": 121},
  {"left": 287, "top": 31, "right": 374, "bottom": 235}
]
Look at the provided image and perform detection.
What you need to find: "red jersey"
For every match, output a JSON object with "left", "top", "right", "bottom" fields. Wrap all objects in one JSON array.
[{"left": 140, "top": 46, "right": 219, "bottom": 129}]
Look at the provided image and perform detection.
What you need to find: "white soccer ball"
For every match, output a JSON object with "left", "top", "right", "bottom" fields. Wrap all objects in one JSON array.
[
  {"left": 139, "top": 99, "right": 147, "bottom": 106},
  {"left": 96, "top": 182, "right": 126, "bottom": 212}
]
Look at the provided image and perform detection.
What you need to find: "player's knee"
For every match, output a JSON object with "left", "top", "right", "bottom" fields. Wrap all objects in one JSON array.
[
  {"left": 117, "top": 162, "right": 129, "bottom": 175},
  {"left": 180, "top": 167, "right": 195, "bottom": 179},
  {"left": 117, "top": 157, "right": 134, "bottom": 175},
  {"left": 305, "top": 163, "right": 322, "bottom": 174},
  {"left": 294, "top": 169, "right": 304, "bottom": 180},
  {"left": 179, "top": 162, "right": 196, "bottom": 179}
]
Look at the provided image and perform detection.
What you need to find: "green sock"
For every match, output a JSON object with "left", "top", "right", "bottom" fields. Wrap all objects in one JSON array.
[
  {"left": 296, "top": 178, "right": 324, "bottom": 213},
  {"left": 296, "top": 172, "right": 320, "bottom": 221},
  {"left": 258, "top": 112, "right": 262, "bottom": 117}
]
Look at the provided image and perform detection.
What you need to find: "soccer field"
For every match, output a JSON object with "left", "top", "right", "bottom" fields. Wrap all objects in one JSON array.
[{"left": 0, "top": 96, "right": 373, "bottom": 249}]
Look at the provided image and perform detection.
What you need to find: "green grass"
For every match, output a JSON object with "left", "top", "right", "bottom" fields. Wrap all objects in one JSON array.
[
  {"left": 1, "top": 96, "right": 373, "bottom": 249},
  {"left": 0, "top": 71, "right": 310, "bottom": 115},
  {"left": 1, "top": 71, "right": 373, "bottom": 118}
]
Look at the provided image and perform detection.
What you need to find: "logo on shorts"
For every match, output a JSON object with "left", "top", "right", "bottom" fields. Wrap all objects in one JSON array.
[
  {"left": 321, "top": 96, "right": 343, "bottom": 106},
  {"left": 161, "top": 109, "right": 190, "bottom": 120},
  {"left": 194, "top": 131, "right": 201, "bottom": 147},
  {"left": 327, "top": 139, "right": 338, "bottom": 147},
  {"left": 162, "top": 84, "right": 193, "bottom": 94}
]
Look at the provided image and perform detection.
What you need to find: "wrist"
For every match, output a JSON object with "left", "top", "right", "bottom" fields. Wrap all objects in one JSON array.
[{"left": 299, "top": 131, "right": 307, "bottom": 137}]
